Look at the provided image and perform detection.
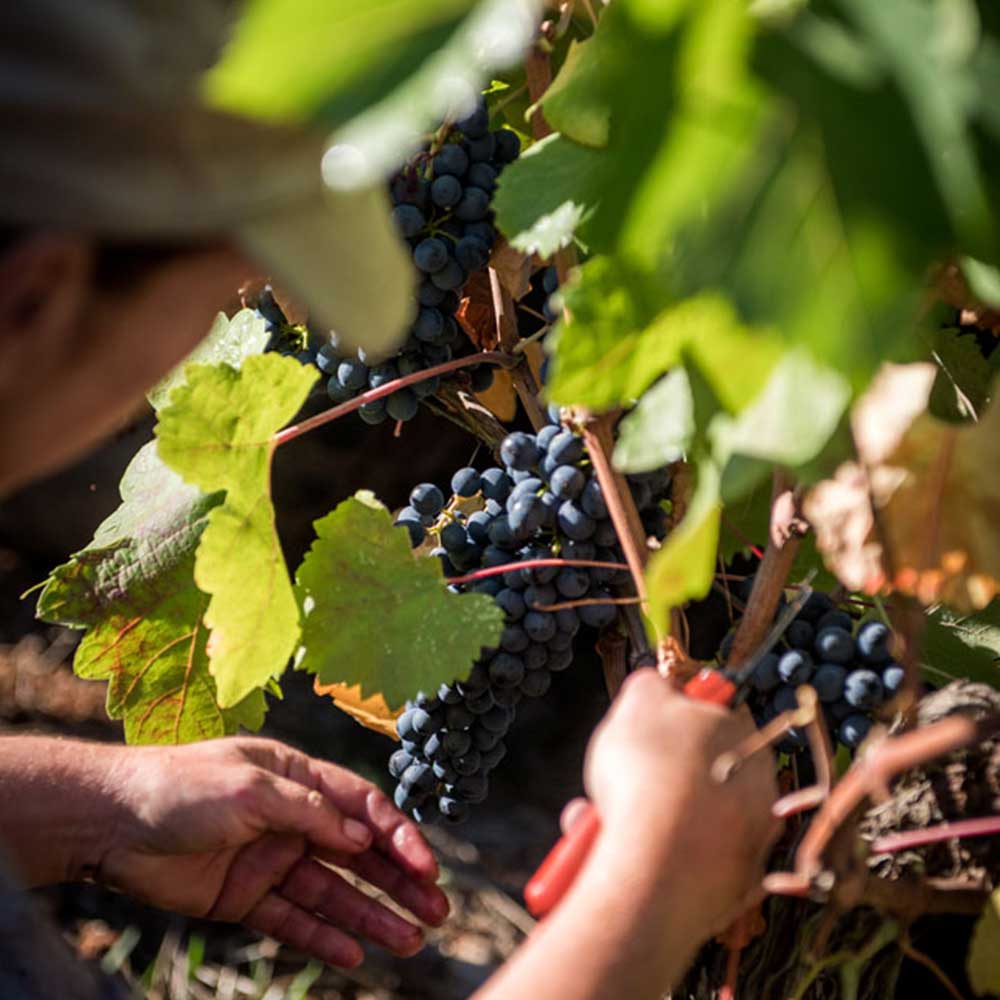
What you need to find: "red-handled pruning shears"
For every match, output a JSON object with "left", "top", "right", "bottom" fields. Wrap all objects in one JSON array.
[{"left": 523, "top": 580, "right": 814, "bottom": 919}]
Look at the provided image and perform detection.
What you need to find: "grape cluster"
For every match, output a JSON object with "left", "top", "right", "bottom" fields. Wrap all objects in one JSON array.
[
  {"left": 389, "top": 413, "right": 673, "bottom": 823},
  {"left": 315, "top": 102, "right": 520, "bottom": 425},
  {"left": 729, "top": 586, "right": 902, "bottom": 751}
]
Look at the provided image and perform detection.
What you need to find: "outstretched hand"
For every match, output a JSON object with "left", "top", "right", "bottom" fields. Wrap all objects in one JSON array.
[{"left": 100, "top": 737, "right": 449, "bottom": 967}]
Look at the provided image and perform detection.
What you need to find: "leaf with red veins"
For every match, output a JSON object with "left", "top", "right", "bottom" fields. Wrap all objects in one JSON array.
[{"left": 806, "top": 363, "right": 1000, "bottom": 611}]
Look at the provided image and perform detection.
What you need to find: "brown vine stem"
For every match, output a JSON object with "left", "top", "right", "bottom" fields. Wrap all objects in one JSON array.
[
  {"left": 726, "top": 472, "right": 806, "bottom": 668},
  {"left": 524, "top": 43, "right": 554, "bottom": 140},
  {"left": 273, "top": 351, "right": 515, "bottom": 446},
  {"left": 488, "top": 267, "right": 548, "bottom": 431},
  {"left": 447, "top": 557, "right": 628, "bottom": 586}
]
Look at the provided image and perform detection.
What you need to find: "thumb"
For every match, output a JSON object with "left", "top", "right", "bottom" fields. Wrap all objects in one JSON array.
[{"left": 251, "top": 772, "right": 374, "bottom": 854}]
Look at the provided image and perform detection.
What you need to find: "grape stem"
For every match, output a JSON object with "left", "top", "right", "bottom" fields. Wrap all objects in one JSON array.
[
  {"left": 726, "top": 472, "right": 805, "bottom": 669},
  {"left": 273, "top": 351, "right": 516, "bottom": 447},
  {"left": 870, "top": 814, "right": 1000, "bottom": 855},
  {"left": 446, "top": 557, "right": 628, "bottom": 586},
  {"left": 538, "top": 596, "right": 641, "bottom": 612}
]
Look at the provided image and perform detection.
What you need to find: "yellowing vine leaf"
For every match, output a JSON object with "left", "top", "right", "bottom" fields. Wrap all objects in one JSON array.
[
  {"left": 806, "top": 364, "right": 1000, "bottom": 612},
  {"left": 156, "top": 354, "right": 318, "bottom": 706},
  {"left": 36, "top": 443, "right": 266, "bottom": 743},
  {"left": 313, "top": 679, "right": 401, "bottom": 740}
]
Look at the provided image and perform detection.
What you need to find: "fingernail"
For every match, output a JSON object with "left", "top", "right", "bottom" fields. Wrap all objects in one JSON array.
[{"left": 344, "top": 818, "right": 372, "bottom": 847}]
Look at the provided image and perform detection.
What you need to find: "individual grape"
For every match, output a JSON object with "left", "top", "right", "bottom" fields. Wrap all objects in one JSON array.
[
  {"left": 844, "top": 669, "right": 884, "bottom": 710},
  {"left": 392, "top": 203, "right": 425, "bottom": 237},
  {"left": 410, "top": 482, "right": 445, "bottom": 516},
  {"left": 839, "top": 713, "right": 873, "bottom": 749},
  {"left": 434, "top": 143, "right": 469, "bottom": 177},
  {"left": 337, "top": 358, "right": 368, "bottom": 391},
  {"left": 521, "top": 669, "right": 552, "bottom": 698},
  {"left": 494, "top": 128, "right": 521, "bottom": 162},
  {"left": 440, "top": 520, "right": 468, "bottom": 551},
  {"left": 882, "top": 663, "right": 904, "bottom": 695},
  {"left": 857, "top": 621, "right": 892, "bottom": 665},
  {"left": 778, "top": 650, "right": 814, "bottom": 686},
  {"left": 438, "top": 683, "right": 462, "bottom": 704},
  {"left": 464, "top": 220, "right": 496, "bottom": 247},
  {"left": 386, "top": 388, "right": 419, "bottom": 421},
  {"left": 316, "top": 343, "right": 340, "bottom": 374},
  {"left": 493, "top": 686, "right": 522, "bottom": 708},
  {"left": 457, "top": 102, "right": 489, "bottom": 138},
  {"left": 508, "top": 494, "right": 545, "bottom": 537},
  {"left": 501, "top": 432, "right": 541, "bottom": 471},
  {"left": 550, "top": 464, "right": 585, "bottom": 500},
  {"left": 548, "top": 431, "right": 585, "bottom": 466},
  {"left": 368, "top": 362, "right": 399, "bottom": 389},
  {"left": 814, "top": 626, "right": 855, "bottom": 665},
  {"left": 510, "top": 477, "right": 544, "bottom": 502},
  {"left": 418, "top": 280, "right": 445, "bottom": 307},
  {"left": 467, "top": 162, "right": 497, "bottom": 191},
  {"left": 500, "top": 624, "right": 529, "bottom": 653},
  {"left": 439, "top": 797, "right": 470, "bottom": 823},
  {"left": 524, "top": 644, "right": 548, "bottom": 670},
  {"left": 496, "top": 588, "right": 526, "bottom": 620},
  {"left": 413, "top": 237, "right": 449, "bottom": 273},
  {"left": 465, "top": 132, "right": 496, "bottom": 162},
  {"left": 579, "top": 593, "right": 617, "bottom": 628},
  {"left": 579, "top": 478, "right": 608, "bottom": 519},
  {"left": 797, "top": 591, "right": 835, "bottom": 623},
  {"left": 750, "top": 652, "right": 780, "bottom": 693},
  {"left": 430, "top": 174, "right": 463, "bottom": 208},
  {"left": 413, "top": 307, "right": 445, "bottom": 342},
  {"left": 786, "top": 620, "right": 815, "bottom": 651},
  {"left": 358, "top": 399, "right": 388, "bottom": 425},
  {"left": 547, "top": 648, "right": 574, "bottom": 672},
  {"left": 444, "top": 707, "right": 475, "bottom": 734},
  {"left": 449, "top": 467, "right": 481, "bottom": 498},
  {"left": 421, "top": 342, "right": 453, "bottom": 365},
  {"left": 389, "top": 749, "right": 414, "bottom": 779},
  {"left": 456, "top": 236, "right": 490, "bottom": 271},
  {"left": 394, "top": 784, "right": 425, "bottom": 812},
  {"left": 490, "top": 652, "right": 525, "bottom": 688},
  {"left": 556, "top": 568, "right": 590, "bottom": 599},
  {"left": 772, "top": 685, "right": 799, "bottom": 714},
  {"left": 465, "top": 688, "right": 495, "bottom": 714},
  {"left": 482, "top": 741, "right": 507, "bottom": 769},
  {"left": 812, "top": 664, "right": 847, "bottom": 703},
  {"left": 326, "top": 376, "right": 354, "bottom": 404},
  {"left": 395, "top": 507, "right": 425, "bottom": 547},
  {"left": 523, "top": 584, "right": 557, "bottom": 610},
  {"left": 452, "top": 773, "right": 489, "bottom": 803},
  {"left": 455, "top": 186, "right": 490, "bottom": 221},
  {"left": 816, "top": 609, "right": 854, "bottom": 633},
  {"left": 557, "top": 501, "right": 595, "bottom": 541},
  {"left": 542, "top": 265, "right": 558, "bottom": 294},
  {"left": 524, "top": 610, "right": 557, "bottom": 643}
]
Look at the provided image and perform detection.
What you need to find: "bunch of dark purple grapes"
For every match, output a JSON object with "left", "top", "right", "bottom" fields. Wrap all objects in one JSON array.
[
  {"left": 313, "top": 101, "right": 519, "bottom": 425},
  {"left": 727, "top": 585, "right": 903, "bottom": 751},
  {"left": 388, "top": 412, "right": 672, "bottom": 823}
]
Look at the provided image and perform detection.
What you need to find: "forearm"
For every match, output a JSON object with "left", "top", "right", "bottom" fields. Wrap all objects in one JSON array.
[
  {"left": 0, "top": 736, "right": 125, "bottom": 886},
  {"left": 474, "top": 827, "right": 709, "bottom": 1000}
]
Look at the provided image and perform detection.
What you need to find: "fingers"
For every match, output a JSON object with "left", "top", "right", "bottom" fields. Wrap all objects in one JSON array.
[
  {"left": 280, "top": 858, "right": 425, "bottom": 957},
  {"left": 252, "top": 773, "right": 374, "bottom": 856},
  {"left": 303, "top": 757, "right": 439, "bottom": 883},
  {"left": 210, "top": 833, "right": 305, "bottom": 923},
  {"left": 559, "top": 797, "right": 590, "bottom": 835},
  {"left": 317, "top": 847, "right": 450, "bottom": 927},
  {"left": 245, "top": 892, "right": 364, "bottom": 969}
]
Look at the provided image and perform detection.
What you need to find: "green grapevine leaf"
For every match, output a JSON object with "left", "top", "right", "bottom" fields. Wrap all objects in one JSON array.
[
  {"left": 548, "top": 264, "right": 783, "bottom": 412},
  {"left": 36, "top": 443, "right": 266, "bottom": 743},
  {"left": 294, "top": 492, "right": 504, "bottom": 710},
  {"left": 539, "top": 37, "right": 611, "bottom": 148},
  {"left": 645, "top": 462, "right": 722, "bottom": 641},
  {"left": 492, "top": 134, "right": 604, "bottom": 258},
  {"left": 928, "top": 327, "right": 997, "bottom": 423},
  {"left": 156, "top": 355, "right": 318, "bottom": 707},
  {"left": 613, "top": 368, "right": 696, "bottom": 473},
  {"left": 968, "top": 888, "right": 1000, "bottom": 996},
  {"left": 203, "top": 0, "right": 477, "bottom": 125},
  {"left": 148, "top": 309, "right": 271, "bottom": 412},
  {"left": 922, "top": 601, "right": 1000, "bottom": 690}
]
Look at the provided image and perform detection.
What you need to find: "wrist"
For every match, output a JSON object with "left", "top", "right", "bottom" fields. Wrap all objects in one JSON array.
[{"left": 0, "top": 736, "right": 132, "bottom": 885}]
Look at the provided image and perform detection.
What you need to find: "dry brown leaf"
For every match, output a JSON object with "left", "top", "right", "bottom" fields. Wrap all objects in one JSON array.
[
  {"left": 805, "top": 363, "right": 1000, "bottom": 612},
  {"left": 490, "top": 240, "right": 537, "bottom": 301},
  {"left": 313, "top": 679, "right": 401, "bottom": 739},
  {"left": 456, "top": 270, "right": 498, "bottom": 351}
]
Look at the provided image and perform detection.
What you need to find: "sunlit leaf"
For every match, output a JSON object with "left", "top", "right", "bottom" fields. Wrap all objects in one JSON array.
[
  {"left": 156, "top": 355, "right": 318, "bottom": 706},
  {"left": 295, "top": 493, "right": 504, "bottom": 710}
]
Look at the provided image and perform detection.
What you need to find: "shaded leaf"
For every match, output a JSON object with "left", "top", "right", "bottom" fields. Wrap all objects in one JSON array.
[
  {"left": 539, "top": 37, "right": 611, "bottom": 148},
  {"left": 928, "top": 327, "right": 996, "bottom": 423},
  {"left": 614, "top": 368, "right": 695, "bottom": 473},
  {"left": 156, "top": 355, "right": 318, "bottom": 706},
  {"left": 36, "top": 443, "right": 265, "bottom": 743},
  {"left": 148, "top": 309, "right": 271, "bottom": 411},
  {"left": 969, "top": 888, "right": 1000, "bottom": 996},
  {"left": 295, "top": 492, "right": 504, "bottom": 710},
  {"left": 923, "top": 601, "right": 1000, "bottom": 690},
  {"left": 493, "top": 133, "right": 604, "bottom": 258}
]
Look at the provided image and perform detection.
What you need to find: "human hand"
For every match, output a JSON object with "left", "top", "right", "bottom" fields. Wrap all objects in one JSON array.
[
  {"left": 99, "top": 737, "right": 449, "bottom": 967},
  {"left": 577, "top": 669, "right": 780, "bottom": 933}
]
